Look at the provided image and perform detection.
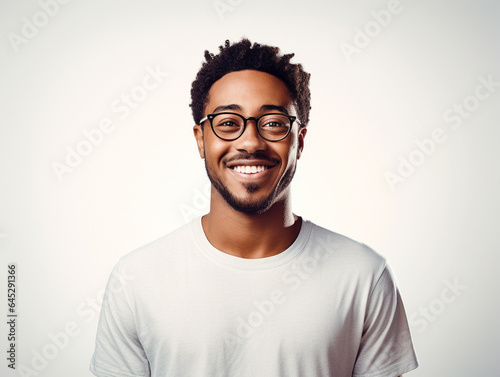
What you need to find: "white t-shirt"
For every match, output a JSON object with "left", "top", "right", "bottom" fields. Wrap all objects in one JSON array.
[{"left": 90, "top": 218, "right": 418, "bottom": 377}]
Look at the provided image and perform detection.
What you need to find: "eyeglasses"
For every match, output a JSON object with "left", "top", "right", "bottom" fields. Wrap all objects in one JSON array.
[{"left": 199, "top": 112, "right": 298, "bottom": 142}]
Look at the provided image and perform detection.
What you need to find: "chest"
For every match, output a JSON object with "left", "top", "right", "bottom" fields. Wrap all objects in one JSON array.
[{"left": 132, "top": 264, "right": 367, "bottom": 375}]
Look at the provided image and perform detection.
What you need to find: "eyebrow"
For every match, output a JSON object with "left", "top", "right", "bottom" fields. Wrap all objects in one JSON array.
[{"left": 211, "top": 104, "right": 290, "bottom": 115}]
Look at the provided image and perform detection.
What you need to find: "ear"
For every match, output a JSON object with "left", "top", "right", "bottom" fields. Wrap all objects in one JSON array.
[
  {"left": 297, "top": 127, "right": 307, "bottom": 159},
  {"left": 193, "top": 125, "right": 205, "bottom": 159}
]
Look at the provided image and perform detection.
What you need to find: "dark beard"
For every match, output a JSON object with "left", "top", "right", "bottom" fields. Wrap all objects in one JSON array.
[{"left": 204, "top": 159, "right": 296, "bottom": 215}]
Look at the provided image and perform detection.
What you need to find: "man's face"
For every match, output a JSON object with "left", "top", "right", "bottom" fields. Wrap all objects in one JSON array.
[{"left": 193, "top": 69, "right": 306, "bottom": 214}]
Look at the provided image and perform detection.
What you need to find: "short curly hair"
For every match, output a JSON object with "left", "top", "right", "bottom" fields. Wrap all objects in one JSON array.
[{"left": 190, "top": 38, "right": 311, "bottom": 126}]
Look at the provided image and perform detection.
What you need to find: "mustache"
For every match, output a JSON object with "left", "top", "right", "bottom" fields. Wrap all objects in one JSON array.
[{"left": 224, "top": 152, "right": 280, "bottom": 165}]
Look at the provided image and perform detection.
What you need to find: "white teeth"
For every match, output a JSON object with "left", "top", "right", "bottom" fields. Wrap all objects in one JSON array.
[{"left": 233, "top": 165, "right": 267, "bottom": 174}]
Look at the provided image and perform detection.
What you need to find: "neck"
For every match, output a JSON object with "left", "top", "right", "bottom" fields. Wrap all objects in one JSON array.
[{"left": 201, "top": 189, "right": 301, "bottom": 259}]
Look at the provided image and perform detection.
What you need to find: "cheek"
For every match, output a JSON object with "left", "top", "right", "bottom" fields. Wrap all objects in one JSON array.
[
  {"left": 282, "top": 136, "right": 299, "bottom": 164},
  {"left": 204, "top": 138, "right": 229, "bottom": 163}
]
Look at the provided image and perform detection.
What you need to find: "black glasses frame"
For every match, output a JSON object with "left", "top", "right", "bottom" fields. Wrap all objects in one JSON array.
[{"left": 199, "top": 112, "right": 298, "bottom": 142}]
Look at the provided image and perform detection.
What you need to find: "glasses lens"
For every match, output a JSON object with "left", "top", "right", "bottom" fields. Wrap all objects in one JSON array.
[
  {"left": 212, "top": 113, "right": 244, "bottom": 140},
  {"left": 258, "top": 114, "right": 291, "bottom": 141}
]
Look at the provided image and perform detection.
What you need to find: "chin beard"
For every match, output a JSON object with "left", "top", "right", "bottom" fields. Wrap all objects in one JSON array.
[
  {"left": 204, "top": 160, "right": 296, "bottom": 215},
  {"left": 208, "top": 174, "right": 273, "bottom": 214}
]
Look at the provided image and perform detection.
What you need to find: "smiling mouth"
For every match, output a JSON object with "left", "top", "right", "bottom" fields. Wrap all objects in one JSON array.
[{"left": 231, "top": 165, "right": 269, "bottom": 174}]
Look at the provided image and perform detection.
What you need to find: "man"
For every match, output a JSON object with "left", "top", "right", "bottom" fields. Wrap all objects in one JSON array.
[{"left": 90, "top": 39, "right": 418, "bottom": 377}]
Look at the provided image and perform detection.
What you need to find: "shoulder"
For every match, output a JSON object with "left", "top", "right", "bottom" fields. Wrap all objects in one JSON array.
[
  {"left": 115, "top": 218, "right": 199, "bottom": 278},
  {"left": 304, "top": 220, "right": 388, "bottom": 280}
]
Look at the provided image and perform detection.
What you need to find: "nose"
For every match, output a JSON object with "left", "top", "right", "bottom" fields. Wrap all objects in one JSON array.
[{"left": 234, "top": 119, "right": 267, "bottom": 153}]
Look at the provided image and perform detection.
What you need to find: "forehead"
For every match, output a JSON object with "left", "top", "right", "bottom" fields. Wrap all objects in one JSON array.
[{"left": 205, "top": 70, "right": 294, "bottom": 114}]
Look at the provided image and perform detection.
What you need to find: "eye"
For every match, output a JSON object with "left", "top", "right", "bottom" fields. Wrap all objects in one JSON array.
[
  {"left": 260, "top": 116, "right": 289, "bottom": 130},
  {"left": 262, "top": 121, "right": 285, "bottom": 128},
  {"left": 214, "top": 115, "right": 242, "bottom": 128},
  {"left": 220, "top": 121, "right": 239, "bottom": 127},
  {"left": 259, "top": 115, "right": 291, "bottom": 139},
  {"left": 212, "top": 114, "right": 243, "bottom": 137}
]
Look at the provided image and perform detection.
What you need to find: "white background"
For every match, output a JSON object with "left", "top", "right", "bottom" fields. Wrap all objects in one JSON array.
[{"left": 1, "top": 0, "right": 499, "bottom": 376}]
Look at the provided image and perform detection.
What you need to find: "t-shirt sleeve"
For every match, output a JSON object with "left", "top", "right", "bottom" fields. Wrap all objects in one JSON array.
[
  {"left": 353, "top": 263, "right": 418, "bottom": 377},
  {"left": 90, "top": 261, "right": 150, "bottom": 377}
]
